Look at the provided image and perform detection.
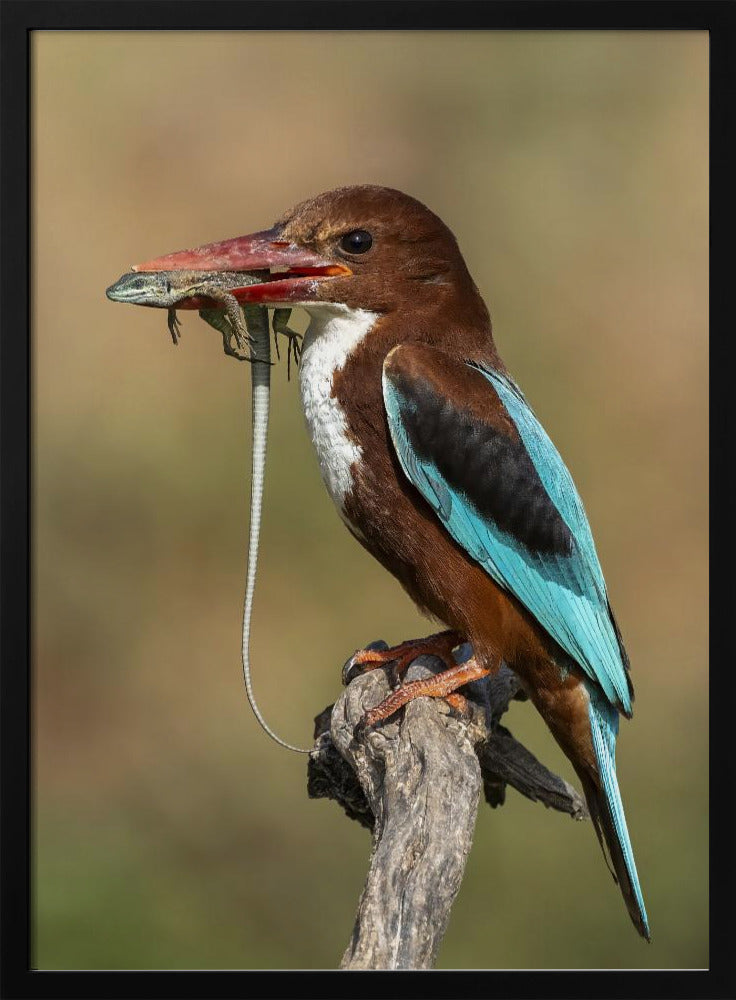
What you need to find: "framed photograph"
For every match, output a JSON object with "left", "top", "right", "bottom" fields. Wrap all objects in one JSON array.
[{"left": 2, "top": 2, "right": 728, "bottom": 996}]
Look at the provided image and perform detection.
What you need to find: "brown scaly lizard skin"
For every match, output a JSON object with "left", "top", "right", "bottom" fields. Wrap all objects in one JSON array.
[{"left": 106, "top": 269, "right": 301, "bottom": 367}]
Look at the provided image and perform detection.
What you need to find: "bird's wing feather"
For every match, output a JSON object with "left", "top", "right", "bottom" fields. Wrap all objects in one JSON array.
[{"left": 381, "top": 344, "right": 632, "bottom": 714}]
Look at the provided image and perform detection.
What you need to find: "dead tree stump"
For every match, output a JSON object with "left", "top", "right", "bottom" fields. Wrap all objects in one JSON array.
[{"left": 308, "top": 650, "right": 588, "bottom": 970}]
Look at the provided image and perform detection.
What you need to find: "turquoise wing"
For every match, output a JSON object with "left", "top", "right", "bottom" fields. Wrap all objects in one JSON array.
[{"left": 382, "top": 349, "right": 632, "bottom": 714}]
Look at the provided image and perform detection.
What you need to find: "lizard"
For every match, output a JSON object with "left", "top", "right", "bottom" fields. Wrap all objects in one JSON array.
[
  {"left": 106, "top": 268, "right": 308, "bottom": 752},
  {"left": 106, "top": 269, "right": 302, "bottom": 367}
]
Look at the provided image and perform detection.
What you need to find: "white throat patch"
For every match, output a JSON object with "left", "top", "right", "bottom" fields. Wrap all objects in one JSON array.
[{"left": 298, "top": 304, "right": 379, "bottom": 511}]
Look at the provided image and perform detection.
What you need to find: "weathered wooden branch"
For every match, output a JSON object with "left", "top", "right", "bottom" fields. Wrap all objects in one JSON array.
[{"left": 307, "top": 651, "right": 588, "bottom": 970}]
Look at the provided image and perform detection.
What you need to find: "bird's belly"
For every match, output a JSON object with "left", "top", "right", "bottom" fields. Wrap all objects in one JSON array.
[{"left": 343, "top": 459, "right": 562, "bottom": 667}]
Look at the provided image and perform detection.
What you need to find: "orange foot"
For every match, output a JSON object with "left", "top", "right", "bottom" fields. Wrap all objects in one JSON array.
[
  {"left": 342, "top": 630, "right": 490, "bottom": 734},
  {"left": 355, "top": 655, "right": 492, "bottom": 737},
  {"left": 342, "top": 629, "right": 463, "bottom": 688}
]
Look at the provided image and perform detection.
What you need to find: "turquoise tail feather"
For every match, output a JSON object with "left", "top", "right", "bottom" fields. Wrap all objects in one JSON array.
[{"left": 585, "top": 684, "right": 651, "bottom": 940}]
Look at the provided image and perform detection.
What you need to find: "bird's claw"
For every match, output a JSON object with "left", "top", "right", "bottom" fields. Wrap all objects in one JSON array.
[
  {"left": 342, "top": 640, "right": 390, "bottom": 686},
  {"left": 341, "top": 631, "right": 462, "bottom": 691},
  {"left": 442, "top": 692, "right": 473, "bottom": 722}
]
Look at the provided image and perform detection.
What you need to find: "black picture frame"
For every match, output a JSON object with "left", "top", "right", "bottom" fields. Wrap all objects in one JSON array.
[{"left": 2, "top": 3, "right": 733, "bottom": 998}]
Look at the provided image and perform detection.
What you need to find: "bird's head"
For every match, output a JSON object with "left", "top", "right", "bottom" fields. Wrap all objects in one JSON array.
[{"left": 132, "top": 185, "right": 487, "bottom": 322}]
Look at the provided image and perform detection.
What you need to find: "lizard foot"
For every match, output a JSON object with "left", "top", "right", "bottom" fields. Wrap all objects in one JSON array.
[
  {"left": 167, "top": 308, "right": 182, "bottom": 345},
  {"left": 272, "top": 308, "right": 303, "bottom": 379}
]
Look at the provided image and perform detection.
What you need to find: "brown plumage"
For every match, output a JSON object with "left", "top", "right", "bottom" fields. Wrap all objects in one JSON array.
[{"left": 133, "top": 184, "right": 649, "bottom": 939}]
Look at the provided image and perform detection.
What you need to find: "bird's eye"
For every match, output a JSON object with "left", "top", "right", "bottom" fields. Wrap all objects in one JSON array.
[{"left": 339, "top": 230, "right": 373, "bottom": 255}]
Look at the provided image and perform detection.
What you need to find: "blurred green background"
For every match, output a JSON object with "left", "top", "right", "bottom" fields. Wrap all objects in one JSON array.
[{"left": 32, "top": 31, "right": 708, "bottom": 970}]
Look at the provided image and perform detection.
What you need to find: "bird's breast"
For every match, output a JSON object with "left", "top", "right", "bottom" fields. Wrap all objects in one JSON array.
[{"left": 298, "top": 304, "right": 380, "bottom": 513}]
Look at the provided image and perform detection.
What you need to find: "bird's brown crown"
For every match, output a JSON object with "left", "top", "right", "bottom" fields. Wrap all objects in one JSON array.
[{"left": 272, "top": 185, "right": 488, "bottom": 319}]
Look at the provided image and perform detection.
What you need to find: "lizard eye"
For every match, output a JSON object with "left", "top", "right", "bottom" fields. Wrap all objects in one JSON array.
[{"left": 339, "top": 230, "right": 373, "bottom": 255}]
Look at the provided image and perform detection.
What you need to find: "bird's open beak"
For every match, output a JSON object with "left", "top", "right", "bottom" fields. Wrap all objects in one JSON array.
[{"left": 131, "top": 227, "right": 350, "bottom": 304}]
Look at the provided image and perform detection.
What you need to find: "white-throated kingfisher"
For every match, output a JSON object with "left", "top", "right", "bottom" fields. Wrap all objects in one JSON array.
[{"left": 133, "top": 185, "right": 650, "bottom": 939}]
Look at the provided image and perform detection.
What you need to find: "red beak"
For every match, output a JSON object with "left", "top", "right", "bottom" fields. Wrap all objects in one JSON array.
[{"left": 131, "top": 227, "right": 350, "bottom": 304}]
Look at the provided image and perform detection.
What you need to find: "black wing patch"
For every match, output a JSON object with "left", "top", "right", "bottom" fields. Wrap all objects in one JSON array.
[{"left": 393, "top": 373, "right": 574, "bottom": 557}]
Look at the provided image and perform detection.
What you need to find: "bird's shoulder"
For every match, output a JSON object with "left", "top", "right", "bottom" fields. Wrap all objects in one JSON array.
[
  {"left": 382, "top": 341, "right": 517, "bottom": 437},
  {"left": 382, "top": 342, "right": 575, "bottom": 558}
]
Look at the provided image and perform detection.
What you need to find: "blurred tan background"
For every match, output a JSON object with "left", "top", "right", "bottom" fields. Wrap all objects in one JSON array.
[{"left": 33, "top": 31, "right": 708, "bottom": 970}]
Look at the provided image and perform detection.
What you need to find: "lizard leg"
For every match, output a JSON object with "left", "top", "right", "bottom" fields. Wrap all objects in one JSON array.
[
  {"left": 191, "top": 284, "right": 261, "bottom": 359},
  {"left": 198, "top": 308, "right": 247, "bottom": 360},
  {"left": 167, "top": 308, "right": 182, "bottom": 345},
  {"left": 272, "top": 308, "right": 303, "bottom": 379}
]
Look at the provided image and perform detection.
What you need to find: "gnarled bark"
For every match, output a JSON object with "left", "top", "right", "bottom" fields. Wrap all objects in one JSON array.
[{"left": 308, "top": 654, "right": 587, "bottom": 970}]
